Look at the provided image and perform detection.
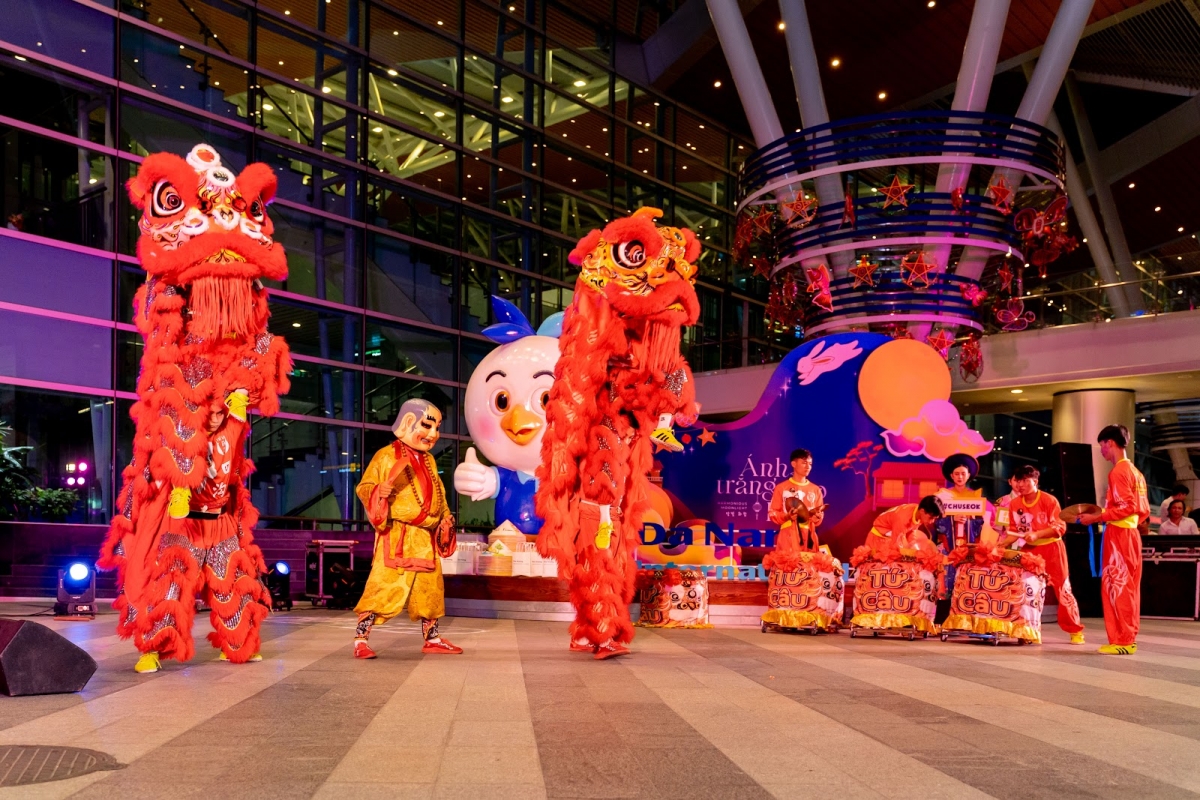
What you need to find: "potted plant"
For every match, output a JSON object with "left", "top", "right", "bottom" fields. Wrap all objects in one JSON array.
[{"left": 0, "top": 422, "right": 35, "bottom": 521}]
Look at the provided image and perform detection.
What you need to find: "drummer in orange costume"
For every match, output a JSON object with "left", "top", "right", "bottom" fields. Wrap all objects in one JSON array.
[
  {"left": 768, "top": 449, "right": 826, "bottom": 554},
  {"left": 869, "top": 496, "right": 944, "bottom": 557},
  {"left": 1000, "top": 464, "right": 1085, "bottom": 644}
]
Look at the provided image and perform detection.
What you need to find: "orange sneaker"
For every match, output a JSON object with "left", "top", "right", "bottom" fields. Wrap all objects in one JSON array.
[
  {"left": 353, "top": 641, "right": 377, "bottom": 659},
  {"left": 593, "top": 643, "right": 630, "bottom": 660},
  {"left": 569, "top": 641, "right": 593, "bottom": 653},
  {"left": 422, "top": 638, "right": 463, "bottom": 655}
]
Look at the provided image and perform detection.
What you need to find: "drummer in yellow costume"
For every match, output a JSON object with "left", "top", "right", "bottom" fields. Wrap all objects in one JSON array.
[{"left": 352, "top": 398, "right": 462, "bottom": 658}]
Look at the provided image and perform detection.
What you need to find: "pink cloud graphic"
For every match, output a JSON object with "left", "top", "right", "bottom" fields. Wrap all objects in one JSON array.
[{"left": 882, "top": 399, "right": 994, "bottom": 462}]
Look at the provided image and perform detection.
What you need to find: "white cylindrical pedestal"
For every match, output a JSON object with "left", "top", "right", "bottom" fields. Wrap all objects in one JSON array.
[{"left": 1052, "top": 389, "right": 1136, "bottom": 508}]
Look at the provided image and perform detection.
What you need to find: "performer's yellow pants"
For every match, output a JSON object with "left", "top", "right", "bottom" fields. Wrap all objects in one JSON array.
[{"left": 354, "top": 525, "right": 446, "bottom": 623}]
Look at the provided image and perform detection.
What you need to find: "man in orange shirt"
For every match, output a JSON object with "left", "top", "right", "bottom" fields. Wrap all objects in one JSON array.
[
  {"left": 768, "top": 449, "right": 826, "bottom": 554},
  {"left": 1001, "top": 464, "right": 1084, "bottom": 644},
  {"left": 868, "top": 496, "right": 943, "bottom": 557},
  {"left": 1077, "top": 424, "right": 1150, "bottom": 655}
]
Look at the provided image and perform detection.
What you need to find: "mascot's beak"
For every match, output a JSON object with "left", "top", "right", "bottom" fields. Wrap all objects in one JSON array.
[{"left": 501, "top": 405, "right": 542, "bottom": 446}]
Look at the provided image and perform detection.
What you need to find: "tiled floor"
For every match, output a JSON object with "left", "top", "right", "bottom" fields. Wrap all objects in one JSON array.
[{"left": 3, "top": 605, "right": 1200, "bottom": 799}]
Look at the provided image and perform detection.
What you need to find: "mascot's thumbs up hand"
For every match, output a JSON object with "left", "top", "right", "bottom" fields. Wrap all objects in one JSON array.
[{"left": 454, "top": 447, "right": 498, "bottom": 501}]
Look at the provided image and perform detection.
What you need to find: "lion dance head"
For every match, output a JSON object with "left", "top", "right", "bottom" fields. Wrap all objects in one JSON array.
[{"left": 127, "top": 144, "right": 286, "bottom": 342}]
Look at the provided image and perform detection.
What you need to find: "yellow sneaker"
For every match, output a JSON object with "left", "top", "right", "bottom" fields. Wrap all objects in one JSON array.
[
  {"left": 218, "top": 652, "right": 263, "bottom": 662},
  {"left": 1069, "top": 632, "right": 1085, "bottom": 645},
  {"left": 595, "top": 520, "right": 613, "bottom": 550},
  {"left": 1098, "top": 643, "right": 1136, "bottom": 655},
  {"left": 650, "top": 428, "right": 684, "bottom": 453},
  {"left": 134, "top": 651, "right": 161, "bottom": 673}
]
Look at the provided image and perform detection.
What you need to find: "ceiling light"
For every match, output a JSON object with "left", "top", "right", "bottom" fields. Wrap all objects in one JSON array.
[
  {"left": 830, "top": 57, "right": 841, "bottom": 68},
  {"left": 1010, "top": 389, "right": 1023, "bottom": 394},
  {"left": 1155, "top": 206, "right": 1161, "bottom": 212},
  {"left": 1128, "top": 182, "right": 1135, "bottom": 188},
  {"left": 927, "top": 0, "right": 936, "bottom": 6},
  {"left": 877, "top": 91, "right": 887, "bottom": 100},
  {"left": 263, "top": 103, "right": 274, "bottom": 111},
  {"left": 321, "top": 86, "right": 331, "bottom": 94},
  {"left": 292, "top": 322, "right": 301, "bottom": 328},
  {"left": 434, "top": 111, "right": 445, "bottom": 117},
  {"left": 387, "top": 69, "right": 398, "bottom": 76},
  {"left": 437, "top": 20, "right": 444, "bottom": 25},
  {"left": 777, "top": 21, "right": 785, "bottom": 30},
  {"left": 502, "top": 96, "right": 513, "bottom": 103},
  {"left": 573, "top": 79, "right": 586, "bottom": 87},
  {"left": 713, "top": 80, "right": 722, "bottom": 88},
  {"left": 13, "top": 55, "right": 27, "bottom": 62},
  {"left": 1180, "top": 226, "right": 1186, "bottom": 232},
  {"left": 372, "top": 126, "right": 383, "bottom": 133}
]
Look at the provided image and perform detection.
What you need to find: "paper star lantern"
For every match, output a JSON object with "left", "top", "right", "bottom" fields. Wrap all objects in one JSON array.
[
  {"left": 698, "top": 429, "right": 717, "bottom": 446},
  {"left": 849, "top": 254, "right": 878, "bottom": 288},
  {"left": 782, "top": 195, "right": 817, "bottom": 228},
  {"left": 750, "top": 255, "right": 772, "bottom": 279},
  {"left": 950, "top": 186, "right": 965, "bottom": 211},
  {"left": 987, "top": 176, "right": 1014, "bottom": 215},
  {"left": 842, "top": 191, "right": 857, "bottom": 228},
  {"left": 879, "top": 175, "right": 915, "bottom": 209},
  {"left": 959, "top": 333, "right": 983, "bottom": 381},
  {"left": 997, "top": 262, "right": 1013, "bottom": 292},
  {"left": 900, "top": 251, "right": 936, "bottom": 289},
  {"left": 926, "top": 329, "right": 956, "bottom": 359},
  {"left": 752, "top": 209, "right": 776, "bottom": 235}
]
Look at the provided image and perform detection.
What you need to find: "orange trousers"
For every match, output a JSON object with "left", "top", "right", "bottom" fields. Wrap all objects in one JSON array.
[
  {"left": 1028, "top": 540, "right": 1083, "bottom": 634},
  {"left": 1101, "top": 525, "right": 1142, "bottom": 646},
  {"left": 568, "top": 503, "right": 635, "bottom": 647}
]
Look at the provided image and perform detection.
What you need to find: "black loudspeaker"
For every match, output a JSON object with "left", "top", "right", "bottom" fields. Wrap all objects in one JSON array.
[
  {"left": 1045, "top": 442, "right": 1097, "bottom": 507},
  {"left": 1044, "top": 442, "right": 1104, "bottom": 617},
  {"left": 0, "top": 620, "right": 97, "bottom": 696}
]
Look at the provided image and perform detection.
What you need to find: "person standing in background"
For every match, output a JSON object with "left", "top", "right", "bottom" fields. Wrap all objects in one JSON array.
[
  {"left": 1077, "top": 424, "right": 1150, "bottom": 655},
  {"left": 1160, "top": 500, "right": 1199, "bottom": 536}
]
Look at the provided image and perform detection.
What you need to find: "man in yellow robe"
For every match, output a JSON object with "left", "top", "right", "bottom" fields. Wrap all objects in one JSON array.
[{"left": 352, "top": 398, "right": 462, "bottom": 658}]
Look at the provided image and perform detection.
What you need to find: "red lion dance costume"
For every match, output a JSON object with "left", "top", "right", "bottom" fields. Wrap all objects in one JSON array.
[
  {"left": 536, "top": 207, "right": 700, "bottom": 660},
  {"left": 98, "top": 144, "right": 291, "bottom": 673}
]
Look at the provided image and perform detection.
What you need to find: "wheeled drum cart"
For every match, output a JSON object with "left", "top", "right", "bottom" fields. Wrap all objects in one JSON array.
[
  {"left": 760, "top": 550, "right": 844, "bottom": 635},
  {"left": 939, "top": 545, "right": 1046, "bottom": 646}
]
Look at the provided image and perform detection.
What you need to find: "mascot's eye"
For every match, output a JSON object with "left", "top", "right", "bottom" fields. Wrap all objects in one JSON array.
[
  {"left": 613, "top": 240, "right": 646, "bottom": 270},
  {"left": 151, "top": 181, "right": 184, "bottom": 217},
  {"left": 493, "top": 391, "right": 509, "bottom": 412},
  {"left": 248, "top": 200, "right": 265, "bottom": 222},
  {"left": 540, "top": 390, "right": 550, "bottom": 409}
]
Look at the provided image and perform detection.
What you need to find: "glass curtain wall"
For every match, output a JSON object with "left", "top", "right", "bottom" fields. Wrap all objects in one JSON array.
[{"left": 0, "top": 0, "right": 767, "bottom": 526}]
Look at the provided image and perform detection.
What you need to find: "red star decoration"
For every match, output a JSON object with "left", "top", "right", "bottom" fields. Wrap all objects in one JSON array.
[
  {"left": 736, "top": 214, "right": 754, "bottom": 242},
  {"left": 926, "top": 329, "right": 956, "bottom": 359},
  {"left": 879, "top": 176, "right": 915, "bottom": 209},
  {"left": 849, "top": 255, "right": 878, "bottom": 288},
  {"left": 751, "top": 255, "right": 772, "bottom": 279},
  {"left": 698, "top": 429, "right": 717, "bottom": 446},
  {"left": 752, "top": 209, "right": 775, "bottom": 235},
  {"left": 997, "top": 262, "right": 1014, "bottom": 291},
  {"left": 988, "top": 176, "right": 1014, "bottom": 215},
  {"left": 781, "top": 195, "right": 817, "bottom": 228},
  {"left": 950, "top": 186, "right": 965, "bottom": 211},
  {"left": 900, "top": 251, "right": 936, "bottom": 289},
  {"left": 842, "top": 191, "right": 857, "bottom": 228}
]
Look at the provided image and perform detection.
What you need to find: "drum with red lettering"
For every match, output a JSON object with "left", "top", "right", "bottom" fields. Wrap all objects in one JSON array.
[
  {"left": 940, "top": 545, "right": 1047, "bottom": 644},
  {"left": 760, "top": 549, "right": 844, "bottom": 634},
  {"left": 635, "top": 568, "right": 712, "bottom": 628},
  {"left": 848, "top": 542, "right": 943, "bottom": 639}
]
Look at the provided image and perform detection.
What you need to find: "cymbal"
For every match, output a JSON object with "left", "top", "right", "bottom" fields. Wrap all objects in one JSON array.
[{"left": 1059, "top": 503, "right": 1102, "bottom": 522}]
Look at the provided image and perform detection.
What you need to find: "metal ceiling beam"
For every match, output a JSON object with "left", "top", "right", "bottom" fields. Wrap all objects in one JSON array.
[{"left": 1073, "top": 70, "right": 1198, "bottom": 96}]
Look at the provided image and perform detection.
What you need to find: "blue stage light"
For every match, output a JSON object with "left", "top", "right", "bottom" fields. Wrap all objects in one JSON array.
[
  {"left": 67, "top": 563, "right": 90, "bottom": 582},
  {"left": 275, "top": 561, "right": 290, "bottom": 576}
]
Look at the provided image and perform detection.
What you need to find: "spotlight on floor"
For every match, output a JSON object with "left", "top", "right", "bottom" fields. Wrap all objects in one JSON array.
[
  {"left": 54, "top": 562, "right": 96, "bottom": 619},
  {"left": 266, "top": 561, "right": 292, "bottom": 611}
]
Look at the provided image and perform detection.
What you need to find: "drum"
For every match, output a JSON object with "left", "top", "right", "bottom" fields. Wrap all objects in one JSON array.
[
  {"left": 636, "top": 568, "right": 712, "bottom": 628},
  {"left": 849, "top": 544, "right": 943, "bottom": 635},
  {"left": 942, "top": 545, "right": 1047, "bottom": 643},
  {"left": 761, "top": 550, "right": 844, "bottom": 632}
]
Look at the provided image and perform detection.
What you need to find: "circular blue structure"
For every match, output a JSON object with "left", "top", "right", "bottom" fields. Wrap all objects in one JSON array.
[{"left": 736, "top": 110, "right": 1068, "bottom": 336}]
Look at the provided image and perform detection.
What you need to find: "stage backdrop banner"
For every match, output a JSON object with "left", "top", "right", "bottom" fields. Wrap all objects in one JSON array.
[{"left": 657, "top": 334, "right": 994, "bottom": 562}]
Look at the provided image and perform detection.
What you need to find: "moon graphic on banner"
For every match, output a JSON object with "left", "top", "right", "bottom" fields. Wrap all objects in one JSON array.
[{"left": 856, "top": 339, "right": 951, "bottom": 430}]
